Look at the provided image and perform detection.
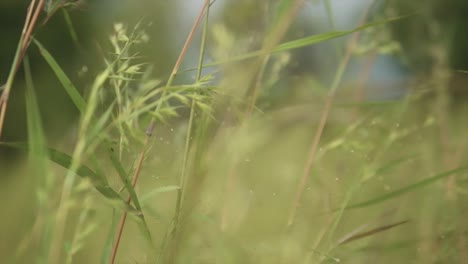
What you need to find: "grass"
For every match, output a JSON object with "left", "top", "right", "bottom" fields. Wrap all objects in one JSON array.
[{"left": 1, "top": 0, "right": 468, "bottom": 263}]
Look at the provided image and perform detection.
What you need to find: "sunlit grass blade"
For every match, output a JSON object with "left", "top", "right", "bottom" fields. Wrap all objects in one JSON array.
[
  {"left": 32, "top": 38, "right": 85, "bottom": 112},
  {"left": 108, "top": 148, "right": 153, "bottom": 244},
  {"left": 348, "top": 165, "right": 468, "bottom": 209}
]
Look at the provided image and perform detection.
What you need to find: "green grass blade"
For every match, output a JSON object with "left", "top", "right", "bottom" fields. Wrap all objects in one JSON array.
[
  {"left": 46, "top": 147, "right": 107, "bottom": 185},
  {"left": 46, "top": 148, "right": 138, "bottom": 215},
  {"left": 348, "top": 165, "right": 468, "bottom": 209},
  {"left": 182, "top": 14, "right": 411, "bottom": 71},
  {"left": 100, "top": 216, "right": 116, "bottom": 264},
  {"left": 86, "top": 103, "right": 115, "bottom": 146},
  {"left": 24, "top": 55, "right": 47, "bottom": 162},
  {"left": 274, "top": 14, "right": 408, "bottom": 52},
  {"left": 374, "top": 154, "right": 418, "bottom": 175},
  {"left": 140, "top": 186, "right": 181, "bottom": 203},
  {"left": 108, "top": 148, "right": 140, "bottom": 208},
  {"left": 62, "top": 9, "right": 82, "bottom": 50},
  {"left": 0, "top": 142, "right": 138, "bottom": 214},
  {"left": 23, "top": 55, "right": 54, "bottom": 262},
  {"left": 108, "top": 148, "right": 153, "bottom": 244},
  {"left": 32, "top": 38, "right": 85, "bottom": 112}
]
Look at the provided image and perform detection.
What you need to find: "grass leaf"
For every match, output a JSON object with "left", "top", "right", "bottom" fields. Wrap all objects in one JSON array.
[
  {"left": 108, "top": 148, "right": 153, "bottom": 244},
  {"left": 0, "top": 142, "right": 138, "bottom": 214},
  {"left": 183, "top": 14, "right": 411, "bottom": 71},
  {"left": 140, "top": 186, "right": 181, "bottom": 203},
  {"left": 348, "top": 166, "right": 468, "bottom": 209},
  {"left": 32, "top": 38, "right": 86, "bottom": 113}
]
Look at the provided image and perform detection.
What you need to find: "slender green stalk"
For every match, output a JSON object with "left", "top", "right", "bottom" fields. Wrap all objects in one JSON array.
[
  {"left": 167, "top": 4, "right": 212, "bottom": 261},
  {"left": 174, "top": 0, "right": 211, "bottom": 227}
]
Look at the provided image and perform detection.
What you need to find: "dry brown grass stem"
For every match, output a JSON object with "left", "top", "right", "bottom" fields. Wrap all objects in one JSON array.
[
  {"left": 107, "top": 1, "right": 211, "bottom": 263},
  {"left": 0, "top": 0, "right": 44, "bottom": 138},
  {"left": 245, "top": 0, "right": 306, "bottom": 116},
  {"left": 220, "top": 0, "right": 307, "bottom": 232},
  {"left": 287, "top": 5, "right": 373, "bottom": 228}
]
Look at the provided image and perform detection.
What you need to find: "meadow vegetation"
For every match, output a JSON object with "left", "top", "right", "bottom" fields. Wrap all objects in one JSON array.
[{"left": 0, "top": 1, "right": 467, "bottom": 263}]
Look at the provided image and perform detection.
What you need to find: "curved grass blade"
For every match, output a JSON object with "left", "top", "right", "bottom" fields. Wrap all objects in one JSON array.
[
  {"left": 24, "top": 55, "right": 48, "bottom": 164},
  {"left": 22, "top": 56, "right": 55, "bottom": 261},
  {"left": 0, "top": 142, "right": 137, "bottom": 214},
  {"left": 348, "top": 165, "right": 468, "bottom": 209},
  {"left": 338, "top": 220, "right": 410, "bottom": 245},
  {"left": 140, "top": 186, "right": 181, "bottom": 203},
  {"left": 182, "top": 14, "right": 412, "bottom": 71},
  {"left": 32, "top": 38, "right": 85, "bottom": 113},
  {"left": 108, "top": 148, "right": 153, "bottom": 245}
]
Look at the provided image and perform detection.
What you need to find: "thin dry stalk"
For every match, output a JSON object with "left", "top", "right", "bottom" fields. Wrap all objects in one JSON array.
[
  {"left": 107, "top": 1, "right": 211, "bottom": 263},
  {"left": 287, "top": 6, "right": 373, "bottom": 228},
  {"left": 245, "top": 0, "right": 306, "bottom": 116},
  {"left": 0, "top": 0, "right": 44, "bottom": 138},
  {"left": 219, "top": 0, "right": 307, "bottom": 232},
  {"left": 108, "top": 122, "right": 153, "bottom": 264}
]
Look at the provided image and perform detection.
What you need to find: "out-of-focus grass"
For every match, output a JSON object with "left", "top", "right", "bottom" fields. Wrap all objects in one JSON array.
[{"left": 1, "top": 1, "right": 468, "bottom": 264}]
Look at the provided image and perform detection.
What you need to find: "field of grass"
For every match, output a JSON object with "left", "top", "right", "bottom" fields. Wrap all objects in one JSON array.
[{"left": 1, "top": 1, "right": 467, "bottom": 263}]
